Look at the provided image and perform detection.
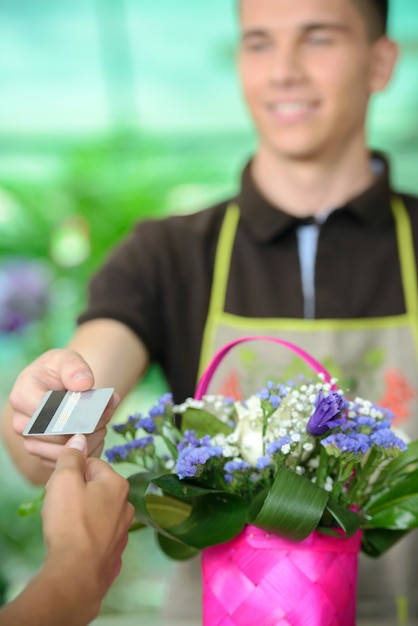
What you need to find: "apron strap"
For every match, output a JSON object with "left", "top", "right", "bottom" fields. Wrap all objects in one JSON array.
[
  {"left": 198, "top": 203, "right": 240, "bottom": 376},
  {"left": 392, "top": 196, "right": 418, "bottom": 319}
]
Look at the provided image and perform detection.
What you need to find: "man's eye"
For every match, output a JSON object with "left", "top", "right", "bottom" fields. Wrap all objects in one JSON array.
[
  {"left": 307, "top": 34, "right": 335, "bottom": 46},
  {"left": 245, "top": 40, "right": 271, "bottom": 52}
]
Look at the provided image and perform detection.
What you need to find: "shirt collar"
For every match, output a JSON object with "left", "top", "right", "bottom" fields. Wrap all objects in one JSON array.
[{"left": 237, "top": 153, "right": 394, "bottom": 242}]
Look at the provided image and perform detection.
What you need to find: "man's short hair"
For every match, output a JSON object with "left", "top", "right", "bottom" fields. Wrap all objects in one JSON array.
[
  {"left": 237, "top": 0, "right": 389, "bottom": 41},
  {"left": 352, "top": 0, "right": 388, "bottom": 40}
]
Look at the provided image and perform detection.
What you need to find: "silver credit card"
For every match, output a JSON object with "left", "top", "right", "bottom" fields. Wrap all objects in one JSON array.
[{"left": 23, "top": 388, "right": 114, "bottom": 436}]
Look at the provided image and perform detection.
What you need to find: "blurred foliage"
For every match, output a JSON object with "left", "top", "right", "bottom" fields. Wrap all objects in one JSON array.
[
  {"left": 0, "top": 440, "right": 45, "bottom": 608},
  {"left": 0, "top": 130, "right": 242, "bottom": 344},
  {"left": 1, "top": 132, "right": 191, "bottom": 281}
]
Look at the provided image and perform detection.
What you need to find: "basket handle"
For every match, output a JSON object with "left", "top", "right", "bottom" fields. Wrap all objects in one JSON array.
[{"left": 195, "top": 336, "right": 333, "bottom": 400}]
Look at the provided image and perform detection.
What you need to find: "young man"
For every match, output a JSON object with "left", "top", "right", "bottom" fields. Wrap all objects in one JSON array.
[
  {"left": 2, "top": 0, "right": 418, "bottom": 621},
  {"left": 0, "top": 435, "right": 134, "bottom": 626}
]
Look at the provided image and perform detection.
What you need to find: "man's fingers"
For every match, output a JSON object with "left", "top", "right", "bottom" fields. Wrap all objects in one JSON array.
[
  {"left": 25, "top": 437, "right": 71, "bottom": 461},
  {"left": 58, "top": 352, "right": 95, "bottom": 391},
  {"left": 9, "top": 349, "right": 95, "bottom": 422},
  {"left": 96, "top": 393, "right": 120, "bottom": 429}
]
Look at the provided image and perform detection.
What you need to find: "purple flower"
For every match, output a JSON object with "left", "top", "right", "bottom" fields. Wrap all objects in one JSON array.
[
  {"left": 0, "top": 259, "right": 51, "bottom": 333},
  {"left": 269, "top": 394, "right": 281, "bottom": 409},
  {"left": 255, "top": 456, "right": 271, "bottom": 470},
  {"left": 306, "top": 390, "right": 346, "bottom": 436},
  {"left": 175, "top": 445, "right": 223, "bottom": 479},
  {"left": 126, "top": 436, "right": 154, "bottom": 451},
  {"left": 258, "top": 388, "right": 270, "bottom": 400},
  {"left": 224, "top": 459, "right": 251, "bottom": 484},
  {"left": 321, "top": 433, "right": 371, "bottom": 456},
  {"left": 149, "top": 393, "right": 173, "bottom": 418},
  {"left": 224, "top": 460, "right": 251, "bottom": 474},
  {"left": 105, "top": 437, "right": 154, "bottom": 464},
  {"left": 112, "top": 423, "right": 128, "bottom": 434},
  {"left": 371, "top": 429, "right": 408, "bottom": 452},
  {"left": 177, "top": 430, "right": 200, "bottom": 452},
  {"left": 105, "top": 445, "right": 130, "bottom": 463},
  {"left": 266, "top": 436, "right": 293, "bottom": 456},
  {"left": 257, "top": 382, "right": 284, "bottom": 409},
  {"left": 137, "top": 416, "right": 157, "bottom": 433}
]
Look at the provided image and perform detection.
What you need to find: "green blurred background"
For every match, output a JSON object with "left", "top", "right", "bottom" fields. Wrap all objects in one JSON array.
[{"left": 0, "top": 0, "right": 417, "bottom": 618}]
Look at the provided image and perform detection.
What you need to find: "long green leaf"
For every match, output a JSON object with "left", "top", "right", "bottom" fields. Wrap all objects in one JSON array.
[
  {"left": 247, "top": 465, "right": 329, "bottom": 541},
  {"left": 163, "top": 492, "right": 247, "bottom": 549},
  {"left": 128, "top": 471, "right": 164, "bottom": 520},
  {"left": 324, "top": 500, "right": 360, "bottom": 537},
  {"left": 145, "top": 494, "right": 192, "bottom": 527},
  {"left": 128, "top": 472, "right": 191, "bottom": 540},
  {"left": 128, "top": 471, "right": 247, "bottom": 551}
]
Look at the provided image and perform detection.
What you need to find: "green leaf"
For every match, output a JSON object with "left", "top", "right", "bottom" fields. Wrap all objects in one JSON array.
[
  {"left": 128, "top": 471, "right": 247, "bottom": 553},
  {"left": 371, "top": 441, "right": 418, "bottom": 491},
  {"left": 361, "top": 528, "right": 409, "bottom": 557},
  {"left": 146, "top": 494, "right": 192, "bottom": 527},
  {"left": 17, "top": 490, "right": 45, "bottom": 517},
  {"left": 164, "top": 492, "right": 247, "bottom": 549},
  {"left": 128, "top": 471, "right": 188, "bottom": 537},
  {"left": 180, "top": 408, "right": 233, "bottom": 438},
  {"left": 323, "top": 500, "right": 360, "bottom": 537},
  {"left": 156, "top": 532, "right": 199, "bottom": 561},
  {"left": 364, "top": 496, "right": 418, "bottom": 530},
  {"left": 128, "top": 471, "right": 164, "bottom": 520},
  {"left": 363, "top": 470, "right": 418, "bottom": 514},
  {"left": 153, "top": 474, "right": 221, "bottom": 498},
  {"left": 247, "top": 465, "right": 329, "bottom": 541}
]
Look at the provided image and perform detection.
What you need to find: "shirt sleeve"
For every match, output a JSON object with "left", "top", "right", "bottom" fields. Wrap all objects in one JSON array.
[{"left": 77, "top": 219, "right": 165, "bottom": 360}]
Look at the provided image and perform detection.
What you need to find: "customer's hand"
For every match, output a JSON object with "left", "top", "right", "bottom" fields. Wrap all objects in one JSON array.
[
  {"left": 42, "top": 434, "right": 135, "bottom": 603},
  {"left": 0, "top": 435, "right": 135, "bottom": 626}
]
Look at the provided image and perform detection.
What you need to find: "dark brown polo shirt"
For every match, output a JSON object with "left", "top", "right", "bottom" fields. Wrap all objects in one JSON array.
[{"left": 77, "top": 157, "right": 418, "bottom": 401}]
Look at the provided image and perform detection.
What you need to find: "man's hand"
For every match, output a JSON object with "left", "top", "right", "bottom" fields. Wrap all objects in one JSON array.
[
  {"left": 2, "top": 319, "right": 149, "bottom": 484},
  {"left": 8, "top": 348, "right": 119, "bottom": 469}
]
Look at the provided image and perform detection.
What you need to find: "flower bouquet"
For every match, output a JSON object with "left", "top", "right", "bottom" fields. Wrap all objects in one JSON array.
[{"left": 106, "top": 337, "right": 418, "bottom": 626}]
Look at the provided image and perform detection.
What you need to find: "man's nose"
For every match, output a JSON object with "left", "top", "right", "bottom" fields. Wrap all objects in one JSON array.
[{"left": 269, "top": 43, "right": 304, "bottom": 85}]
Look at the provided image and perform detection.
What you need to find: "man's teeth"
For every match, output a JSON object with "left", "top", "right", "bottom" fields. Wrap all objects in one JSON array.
[{"left": 274, "top": 102, "right": 313, "bottom": 113}]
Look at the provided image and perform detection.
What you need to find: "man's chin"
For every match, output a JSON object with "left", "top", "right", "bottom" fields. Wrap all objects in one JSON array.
[{"left": 263, "top": 143, "right": 327, "bottom": 164}]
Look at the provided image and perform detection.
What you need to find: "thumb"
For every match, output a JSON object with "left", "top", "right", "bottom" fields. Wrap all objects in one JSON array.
[
  {"left": 55, "top": 350, "right": 95, "bottom": 392},
  {"left": 53, "top": 434, "right": 88, "bottom": 475}
]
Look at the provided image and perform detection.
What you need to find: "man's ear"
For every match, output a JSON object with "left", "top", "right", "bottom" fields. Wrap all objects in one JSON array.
[{"left": 369, "top": 37, "right": 399, "bottom": 94}]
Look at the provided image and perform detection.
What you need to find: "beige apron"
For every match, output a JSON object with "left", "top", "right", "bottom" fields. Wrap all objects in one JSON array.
[{"left": 163, "top": 198, "right": 418, "bottom": 623}]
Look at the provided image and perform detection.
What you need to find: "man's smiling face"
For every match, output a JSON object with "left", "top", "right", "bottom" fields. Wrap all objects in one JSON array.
[{"left": 238, "top": 0, "right": 395, "bottom": 163}]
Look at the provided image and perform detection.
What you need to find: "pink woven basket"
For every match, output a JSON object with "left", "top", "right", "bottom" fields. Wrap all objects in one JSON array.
[
  {"left": 196, "top": 337, "right": 361, "bottom": 626},
  {"left": 202, "top": 526, "right": 361, "bottom": 626}
]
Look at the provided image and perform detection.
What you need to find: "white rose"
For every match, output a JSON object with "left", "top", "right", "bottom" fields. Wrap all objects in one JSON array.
[{"left": 233, "top": 396, "right": 264, "bottom": 465}]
